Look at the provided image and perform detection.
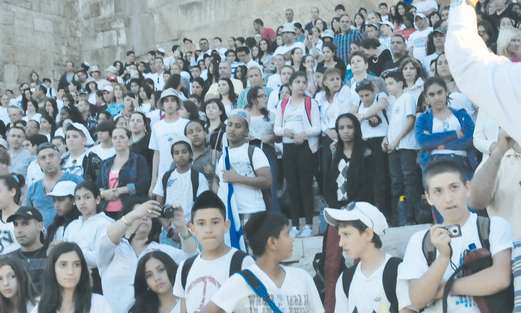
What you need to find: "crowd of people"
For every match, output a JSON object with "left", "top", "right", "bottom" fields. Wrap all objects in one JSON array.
[{"left": 0, "top": 0, "right": 520, "bottom": 312}]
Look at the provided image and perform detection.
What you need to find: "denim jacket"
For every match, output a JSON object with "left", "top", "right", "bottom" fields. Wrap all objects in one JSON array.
[
  {"left": 415, "top": 108, "right": 476, "bottom": 169},
  {"left": 97, "top": 152, "right": 150, "bottom": 208}
]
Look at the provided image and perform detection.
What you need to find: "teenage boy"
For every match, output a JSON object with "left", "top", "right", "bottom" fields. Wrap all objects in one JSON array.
[
  {"left": 214, "top": 109, "right": 272, "bottom": 217},
  {"left": 148, "top": 88, "right": 190, "bottom": 196},
  {"left": 382, "top": 70, "right": 421, "bottom": 226},
  {"left": 324, "top": 202, "right": 414, "bottom": 313},
  {"left": 154, "top": 137, "right": 209, "bottom": 222},
  {"left": 90, "top": 120, "right": 116, "bottom": 160},
  {"left": 202, "top": 211, "right": 324, "bottom": 313},
  {"left": 398, "top": 160, "right": 512, "bottom": 312},
  {"left": 173, "top": 191, "right": 255, "bottom": 313}
]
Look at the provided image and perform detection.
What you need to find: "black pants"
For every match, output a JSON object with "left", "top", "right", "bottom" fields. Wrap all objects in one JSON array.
[
  {"left": 366, "top": 137, "right": 390, "bottom": 217},
  {"left": 283, "top": 143, "right": 315, "bottom": 225}
]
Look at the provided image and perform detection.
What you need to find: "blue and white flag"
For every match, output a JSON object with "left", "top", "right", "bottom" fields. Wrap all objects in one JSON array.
[{"left": 224, "top": 146, "right": 246, "bottom": 251}]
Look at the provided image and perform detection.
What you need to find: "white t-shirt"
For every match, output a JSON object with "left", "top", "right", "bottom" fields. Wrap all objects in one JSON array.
[
  {"left": 316, "top": 86, "right": 355, "bottom": 132},
  {"left": 216, "top": 144, "right": 270, "bottom": 214},
  {"left": 449, "top": 92, "right": 477, "bottom": 121},
  {"left": 387, "top": 92, "right": 419, "bottom": 150},
  {"left": 31, "top": 294, "right": 113, "bottom": 313},
  {"left": 273, "top": 42, "right": 306, "bottom": 57},
  {"left": 398, "top": 213, "right": 512, "bottom": 313},
  {"left": 334, "top": 255, "right": 411, "bottom": 313},
  {"left": 62, "top": 152, "right": 88, "bottom": 177},
  {"left": 0, "top": 219, "right": 19, "bottom": 255},
  {"left": 89, "top": 144, "right": 116, "bottom": 161},
  {"left": 146, "top": 109, "right": 163, "bottom": 128},
  {"left": 432, "top": 113, "right": 464, "bottom": 155},
  {"left": 153, "top": 169, "right": 209, "bottom": 222},
  {"left": 249, "top": 113, "right": 276, "bottom": 141},
  {"left": 144, "top": 72, "right": 165, "bottom": 91},
  {"left": 63, "top": 212, "right": 114, "bottom": 268},
  {"left": 148, "top": 118, "right": 190, "bottom": 185},
  {"left": 266, "top": 73, "right": 282, "bottom": 93},
  {"left": 407, "top": 27, "right": 433, "bottom": 61},
  {"left": 173, "top": 248, "right": 255, "bottom": 313},
  {"left": 211, "top": 263, "right": 324, "bottom": 313},
  {"left": 358, "top": 101, "right": 388, "bottom": 139}
]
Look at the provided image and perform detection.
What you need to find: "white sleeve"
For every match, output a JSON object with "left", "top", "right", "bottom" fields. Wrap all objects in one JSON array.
[
  {"left": 473, "top": 111, "right": 497, "bottom": 155},
  {"left": 303, "top": 271, "right": 325, "bottom": 313},
  {"left": 92, "top": 294, "right": 114, "bottom": 313},
  {"left": 211, "top": 274, "right": 250, "bottom": 313},
  {"left": 405, "top": 93, "right": 416, "bottom": 116},
  {"left": 397, "top": 230, "right": 430, "bottom": 281},
  {"left": 153, "top": 172, "right": 165, "bottom": 196},
  {"left": 252, "top": 147, "right": 270, "bottom": 170},
  {"left": 489, "top": 217, "right": 513, "bottom": 256},
  {"left": 396, "top": 279, "right": 415, "bottom": 311},
  {"left": 304, "top": 99, "right": 322, "bottom": 137},
  {"left": 95, "top": 231, "right": 116, "bottom": 273},
  {"left": 173, "top": 260, "right": 186, "bottom": 298},
  {"left": 241, "top": 255, "right": 256, "bottom": 269},
  {"left": 196, "top": 173, "right": 209, "bottom": 195},
  {"left": 148, "top": 125, "right": 159, "bottom": 150},
  {"left": 446, "top": 3, "right": 521, "bottom": 144},
  {"left": 334, "top": 273, "right": 348, "bottom": 313},
  {"left": 273, "top": 103, "right": 284, "bottom": 137}
]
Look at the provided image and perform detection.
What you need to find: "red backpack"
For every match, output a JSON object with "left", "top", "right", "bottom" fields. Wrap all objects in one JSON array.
[{"left": 280, "top": 96, "right": 313, "bottom": 125}]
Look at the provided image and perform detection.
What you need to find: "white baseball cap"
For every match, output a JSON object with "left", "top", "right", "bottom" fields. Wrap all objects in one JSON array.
[
  {"left": 48, "top": 181, "right": 77, "bottom": 197},
  {"left": 323, "top": 202, "right": 389, "bottom": 236},
  {"left": 66, "top": 122, "right": 95, "bottom": 146},
  {"left": 281, "top": 23, "right": 297, "bottom": 33},
  {"left": 321, "top": 29, "right": 335, "bottom": 39}
]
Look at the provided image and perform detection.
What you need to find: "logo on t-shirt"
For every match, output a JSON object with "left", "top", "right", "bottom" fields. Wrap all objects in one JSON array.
[
  {"left": 0, "top": 230, "right": 15, "bottom": 254},
  {"left": 187, "top": 275, "right": 221, "bottom": 313}
]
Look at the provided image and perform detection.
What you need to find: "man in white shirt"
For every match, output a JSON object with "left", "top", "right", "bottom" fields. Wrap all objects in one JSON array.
[
  {"left": 273, "top": 23, "right": 306, "bottom": 59},
  {"left": 407, "top": 13, "right": 433, "bottom": 61},
  {"left": 144, "top": 57, "right": 166, "bottom": 91},
  {"left": 206, "top": 61, "right": 244, "bottom": 96},
  {"left": 89, "top": 121, "right": 116, "bottom": 161}
]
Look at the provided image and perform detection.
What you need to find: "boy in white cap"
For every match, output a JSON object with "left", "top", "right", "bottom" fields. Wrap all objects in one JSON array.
[
  {"left": 148, "top": 88, "right": 190, "bottom": 197},
  {"left": 46, "top": 180, "right": 79, "bottom": 245},
  {"left": 62, "top": 122, "right": 100, "bottom": 182},
  {"left": 324, "top": 202, "right": 414, "bottom": 313}
]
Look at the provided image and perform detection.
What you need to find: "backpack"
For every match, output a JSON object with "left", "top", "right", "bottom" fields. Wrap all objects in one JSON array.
[
  {"left": 161, "top": 168, "right": 199, "bottom": 202},
  {"left": 280, "top": 96, "right": 313, "bottom": 125},
  {"left": 341, "top": 257, "right": 402, "bottom": 313},
  {"left": 180, "top": 249, "right": 248, "bottom": 290},
  {"left": 247, "top": 145, "right": 272, "bottom": 210},
  {"left": 422, "top": 216, "right": 514, "bottom": 313}
]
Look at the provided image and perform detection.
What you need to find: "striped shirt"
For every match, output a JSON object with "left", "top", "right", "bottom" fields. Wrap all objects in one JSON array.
[{"left": 333, "top": 30, "right": 363, "bottom": 64}]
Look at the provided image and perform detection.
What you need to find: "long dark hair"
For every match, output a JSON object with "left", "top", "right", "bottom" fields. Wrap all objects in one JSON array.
[
  {"left": 0, "top": 258, "right": 37, "bottom": 313},
  {"left": 0, "top": 174, "right": 25, "bottom": 205},
  {"left": 334, "top": 113, "right": 368, "bottom": 199},
  {"left": 130, "top": 251, "right": 178, "bottom": 313},
  {"left": 246, "top": 86, "right": 270, "bottom": 121},
  {"left": 219, "top": 78, "right": 237, "bottom": 104},
  {"left": 38, "top": 242, "right": 92, "bottom": 313}
]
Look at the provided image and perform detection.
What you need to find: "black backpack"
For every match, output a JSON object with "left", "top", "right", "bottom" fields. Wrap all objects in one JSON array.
[
  {"left": 161, "top": 168, "right": 199, "bottom": 202},
  {"left": 341, "top": 257, "right": 402, "bottom": 313},
  {"left": 180, "top": 249, "right": 248, "bottom": 290},
  {"left": 422, "top": 216, "right": 514, "bottom": 313},
  {"left": 246, "top": 145, "right": 272, "bottom": 210}
]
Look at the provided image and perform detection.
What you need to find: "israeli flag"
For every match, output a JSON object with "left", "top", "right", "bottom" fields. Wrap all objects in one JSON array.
[{"left": 224, "top": 147, "right": 246, "bottom": 251}]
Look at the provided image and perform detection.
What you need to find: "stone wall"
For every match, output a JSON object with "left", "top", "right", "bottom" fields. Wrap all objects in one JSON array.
[
  {"left": 1, "top": 0, "right": 382, "bottom": 90},
  {"left": 0, "top": 0, "right": 81, "bottom": 90}
]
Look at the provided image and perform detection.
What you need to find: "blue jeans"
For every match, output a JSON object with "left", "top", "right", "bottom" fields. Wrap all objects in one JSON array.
[{"left": 389, "top": 149, "right": 421, "bottom": 225}]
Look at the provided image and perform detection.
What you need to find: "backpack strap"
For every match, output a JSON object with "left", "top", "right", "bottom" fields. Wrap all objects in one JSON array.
[
  {"left": 304, "top": 96, "right": 312, "bottom": 125},
  {"left": 341, "top": 263, "right": 358, "bottom": 300},
  {"left": 181, "top": 254, "right": 198, "bottom": 290},
  {"left": 476, "top": 216, "right": 491, "bottom": 251},
  {"left": 162, "top": 169, "right": 175, "bottom": 201},
  {"left": 422, "top": 229, "right": 437, "bottom": 267},
  {"left": 247, "top": 145, "right": 257, "bottom": 176},
  {"left": 383, "top": 257, "right": 402, "bottom": 313},
  {"left": 229, "top": 250, "right": 248, "bottom": 276},
  {"left": 247, "top": 144, "right": 272, "bottom": 210},
  {"left": 238, "top": 269, "right": 283, "bottom": 313},
  {"left": 190, "top": 169, "right": 200, "bottom": 202}
]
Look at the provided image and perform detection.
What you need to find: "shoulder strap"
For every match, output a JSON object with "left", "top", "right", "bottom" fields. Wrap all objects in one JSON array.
[
  {"left": 476, "top": 216, "right": 491, "bottom": 251},
  {"left": 341, "top": 263, "right": 358, "bottom": 300},
  {"left": 181, "top": 254, "right": 198, "bottom": 290},
  {"left": 280, "top": 97, "right": 290, "bottom": 118},
  {"left": 383, "top": 257, "right": 402, "bottom": 313},
  {"left": 238, "top": 269, "right": 283, "bottom": 313},
  {"left": 190, "top": 169, "right": 199, "bottom": 202},
  {"left": 422, "top": 229, "right": 437, "bottom": 266},
  {"left": 304, "top": 96, "right": 312, "bottom": 124},
  {"left": 229, "top": 250, "right": 248, "bottom": 276},
  {"left": 247, "top": 144, "right": 257, "bottom": 177},
  {"left": 162, "top": 169, "right": 175, "bottom": 200}
]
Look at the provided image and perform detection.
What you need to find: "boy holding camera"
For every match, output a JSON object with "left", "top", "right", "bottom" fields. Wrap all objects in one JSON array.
[
  {"left": 398, "top": 160, "right": 512, "bottom": 312},
  {"left": 153, "top": 136, "right": 209, "bottom": 222}
]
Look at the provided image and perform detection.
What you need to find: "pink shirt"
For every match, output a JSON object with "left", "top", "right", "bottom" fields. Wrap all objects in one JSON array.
[{"left": 106, "top": 170, "right": 123, "bottom": 212}]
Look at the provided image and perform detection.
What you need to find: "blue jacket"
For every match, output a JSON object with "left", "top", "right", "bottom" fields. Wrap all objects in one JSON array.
[
  {"left": 97, "top": 152, "right": 150, "bottom": 208},
  {"left": 415, "top": 108, "right": 476, "bottom": 169}
]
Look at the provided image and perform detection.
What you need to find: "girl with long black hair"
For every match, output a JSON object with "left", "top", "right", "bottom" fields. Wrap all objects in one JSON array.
[
  {"left": 130, "top": 251, "right": 179, "bottom": 313},
  {"left": 0, "top": 174, "right": 25, "bottom": 255},
  {"left": 34, "top": 242, "right": 112, "bottom": 313},
  {"left": 0, "top": 257, "right": 38, "bottom": 313}
]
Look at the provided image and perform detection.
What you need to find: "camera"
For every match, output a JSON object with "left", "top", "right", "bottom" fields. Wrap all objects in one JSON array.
[
  {"left": 443, "top": 224, "right": 462, "bottom": 238},
  {"left": 160, "top": 205, "right": 176, "bottom": 219}
]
